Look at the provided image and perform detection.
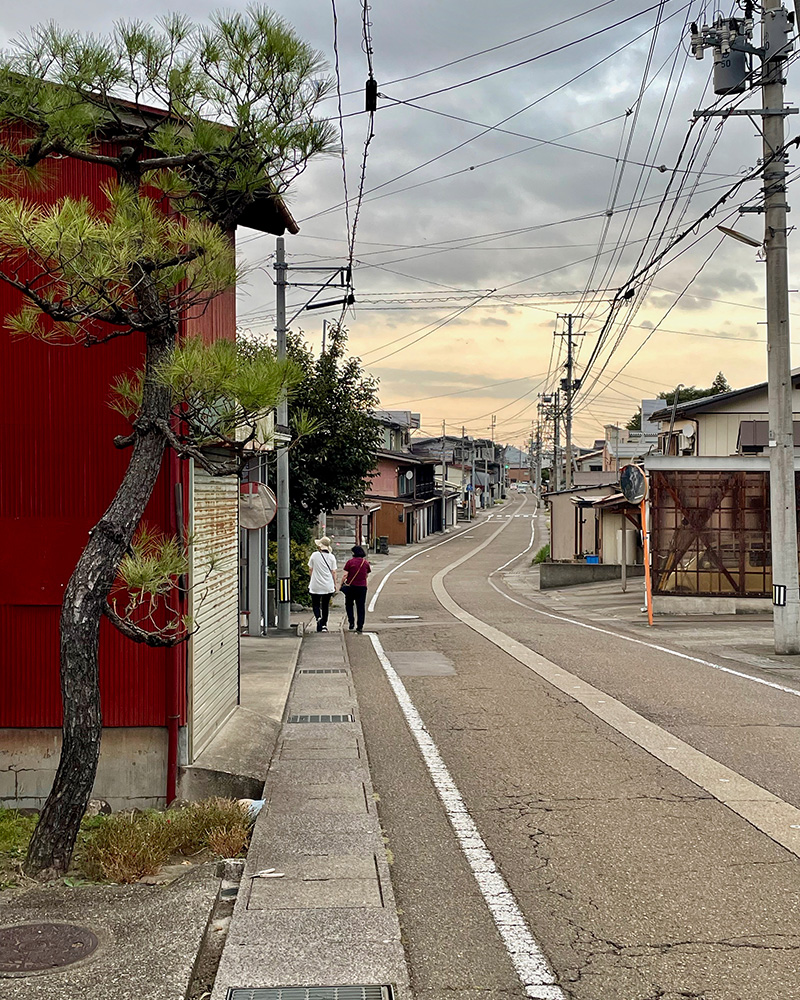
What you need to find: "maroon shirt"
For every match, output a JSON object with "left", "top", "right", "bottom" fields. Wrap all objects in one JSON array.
[{"left": 343, "top": 557, "right": 371, "bottom": 587}]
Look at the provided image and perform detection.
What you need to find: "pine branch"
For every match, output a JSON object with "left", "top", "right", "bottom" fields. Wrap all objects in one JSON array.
[{"left": 102, "top": 601, "right": 187, "bottom": 647}]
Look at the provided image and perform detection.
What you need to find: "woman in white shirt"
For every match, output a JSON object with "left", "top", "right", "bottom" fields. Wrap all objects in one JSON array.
[{"left": 307, "top": 536, "right": 337, "bottom": 632}]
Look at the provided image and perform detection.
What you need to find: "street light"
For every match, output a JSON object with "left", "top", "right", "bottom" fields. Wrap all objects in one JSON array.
[{"left": 716, "top": 224, "right": 762, "bottom": 248}]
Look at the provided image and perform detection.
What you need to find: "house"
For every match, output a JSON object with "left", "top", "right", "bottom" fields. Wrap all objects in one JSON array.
[
  {"left": 544, "top": 483, "right": 621, "bottom": 561},
  {"left": 650, "top": 374, "right": 800, "bottom": 457},
  {"left": 503, "top": 444, "right": 531, "bottom": 485},
  {"left": 408, "top": 434, "right": 467, "bottom": 525},
  {"left": 366, "top": 411, "right": 443, "bottom": 546},
  {"left": 541, "top": 482, "right": 643, "bottom": 587},
  {"left": 0, "top": 120, "right": 297, "bottom": 809},
  {"left": 645, "top": 375, "right": 800, "bottom": 611}
]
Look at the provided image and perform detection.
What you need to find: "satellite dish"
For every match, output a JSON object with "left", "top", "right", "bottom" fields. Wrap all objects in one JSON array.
[
  {"left": 240, "top": 482, "right": 277, "bottom": 530},
  {"left": 620, "top": 464, "right": 648, "bottom": 504}
]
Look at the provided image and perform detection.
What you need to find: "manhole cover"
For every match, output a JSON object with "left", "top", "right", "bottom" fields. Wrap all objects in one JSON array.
[{"left": 0, "top": 923, "right": 99, "bottom": 974}]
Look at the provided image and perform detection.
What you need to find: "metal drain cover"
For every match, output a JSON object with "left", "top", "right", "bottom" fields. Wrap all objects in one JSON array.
[
  {"left": 288, "top": 714, "right": 354, "bottom": 724},
  {"left": 0, "top": 923, "right": 99, "bottom": 974},
  {"left": 227, "top": 987, "right": 393, "bottom": 1000}
]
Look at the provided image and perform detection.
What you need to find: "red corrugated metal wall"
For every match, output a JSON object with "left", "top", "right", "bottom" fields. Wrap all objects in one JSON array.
[{"left": 0, "top": 144, "right": 235, "bottom": 728}]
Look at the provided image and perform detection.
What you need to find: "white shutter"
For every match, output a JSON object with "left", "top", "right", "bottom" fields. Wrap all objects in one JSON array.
[{"left": 189, "top": 464, "right": 240, "bottom": 759}]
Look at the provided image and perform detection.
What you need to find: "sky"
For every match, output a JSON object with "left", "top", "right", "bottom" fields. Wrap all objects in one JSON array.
[{"left": 0, "top": 0, "right": 793, "bottom": 451}]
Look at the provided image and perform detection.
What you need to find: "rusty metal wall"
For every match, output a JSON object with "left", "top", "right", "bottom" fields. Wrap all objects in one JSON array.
[
  {"left": 188, "top": 465, "right": 240, "bottom": 759},
  {"left": 651, "top": 470, "right": 776, "bottom": 598}
]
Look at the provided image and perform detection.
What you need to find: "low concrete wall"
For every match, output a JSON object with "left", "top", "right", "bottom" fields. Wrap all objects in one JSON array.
[
  {"left": 653, "top": 595, "right": 771, "bottom": 615},
  {"left": 539, "top": 562, "right": 645, "bottom": 590},
  {"left": 0, "top": 727, "right": 167, "bottom": 810}
]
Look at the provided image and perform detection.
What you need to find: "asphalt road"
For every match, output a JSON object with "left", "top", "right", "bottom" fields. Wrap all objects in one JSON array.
[{"left": 345, "top": 494, "right": 800, "bottom": 1000}]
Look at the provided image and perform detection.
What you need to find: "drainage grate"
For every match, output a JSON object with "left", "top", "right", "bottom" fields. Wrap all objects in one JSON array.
[
  {"left": 227, "top": 988, "right": 393, "bottom": 1000},
  {"left": 287, "top": 714, "right": 354, "bottom": 724},
  {"left": 298, "top": 669, "right": 346, "bottom": 675}
]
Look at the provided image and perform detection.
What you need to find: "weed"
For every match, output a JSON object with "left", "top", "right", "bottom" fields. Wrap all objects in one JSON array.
[
  {"left": 206, "top": 824, "right": 249, "bottom": 858},
  {"left": 532, "top": 543, "right": 550, "bottom": 564},
  {"left": 80, "top": 798, "right": 252, "bottom": 883},
  {"left": 81, "top": 811, "right": 174, "bottom": 883},
  {"left": 0, "top": 809, "right": 38, "bottom": 886}
]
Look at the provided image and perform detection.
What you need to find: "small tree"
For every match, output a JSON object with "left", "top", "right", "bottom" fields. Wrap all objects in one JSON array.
[
  {"left": 0, "top": 8, "right": 336, "bottom": 877},
  {"left": 709, "top": 371, "right": 732, "bottom": 395},
  {"left": 626, "top": 408, "right": 642, "bottom": 431}
]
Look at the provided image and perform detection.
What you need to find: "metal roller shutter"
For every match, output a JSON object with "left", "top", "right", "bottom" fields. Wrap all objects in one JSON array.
[{"left": 189, "top": 464, "right": 240, "bottom": 759}]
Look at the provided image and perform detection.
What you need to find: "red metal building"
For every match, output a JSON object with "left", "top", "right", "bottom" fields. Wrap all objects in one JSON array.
[{"left": 0, "top": 139, "right": 295, "bottom": 808}]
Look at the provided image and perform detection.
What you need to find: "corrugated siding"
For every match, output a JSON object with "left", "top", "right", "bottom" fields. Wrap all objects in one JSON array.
[
  {"left": 0, "top": 132, "right": 185, "bottom": 728},
  {"left": 189, "top": 465, "right": 240, "bottom": 759}
]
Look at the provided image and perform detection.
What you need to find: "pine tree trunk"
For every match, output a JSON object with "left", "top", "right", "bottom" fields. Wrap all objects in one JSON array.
[{"left": 25, "top": 328, "right": 174, "bottom": 877}]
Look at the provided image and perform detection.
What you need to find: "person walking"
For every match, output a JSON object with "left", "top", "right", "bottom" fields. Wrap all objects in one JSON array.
[
  {"left": 341, "top": 545, "right": 371, "bottom": 633},
  {"left": 308, "top": 536, "right": 337, "bottom": 632}
]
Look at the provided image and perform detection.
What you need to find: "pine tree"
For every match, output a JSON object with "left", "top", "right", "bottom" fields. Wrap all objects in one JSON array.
[{"left": 0, "top": 8, "right": 336, "bottom": 876}]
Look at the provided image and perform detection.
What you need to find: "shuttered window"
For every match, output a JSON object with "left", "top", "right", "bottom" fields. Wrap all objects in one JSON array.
[{"left": 189, "top": 465, "right": 240, "bottom": 759}]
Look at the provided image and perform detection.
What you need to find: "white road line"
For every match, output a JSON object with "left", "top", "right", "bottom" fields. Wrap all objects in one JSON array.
[
  {"left": 368, "top": 632, "right": 566, "bottom": 1000},
  {"left": 491, "top": 506, "right": 537, "bottom": 575},
  {"left": 487, "top": 577, "right": 800, "bottom": 700},
  {"left": 428, "top": 516, "right": 800, "bottom": 860},
  {"left": 367, "top": 516, "right": 495, "bottom": 613},
  {"left": 486, "top": 509, "right": 800, "bottom": 701}
]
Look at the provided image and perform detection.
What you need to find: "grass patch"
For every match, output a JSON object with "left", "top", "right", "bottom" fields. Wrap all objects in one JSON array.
[
  {"left": 80, "top": 798, "right": 252, "bottom": 884},
  {"left": 532, "top": 543, "right": 550, "bottom": 564},
  {"left": 0, "top": 809, "right": 37, "bottom": 887},
  {"left": 0, "top": 798, "right": 253, "bottom": 888}
]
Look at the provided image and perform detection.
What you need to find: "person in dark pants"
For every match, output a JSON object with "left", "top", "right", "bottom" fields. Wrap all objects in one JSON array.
[
  {"left": 308, "top": 536, "right": 337, "bottom": 632},
  {"left": 341, "top": 545, "right": 371, "bottom": 633}
]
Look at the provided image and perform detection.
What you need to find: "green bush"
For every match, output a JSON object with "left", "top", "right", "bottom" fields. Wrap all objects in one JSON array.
[{"left": 533, "top": 543, "right": 550, "bottom": 564}]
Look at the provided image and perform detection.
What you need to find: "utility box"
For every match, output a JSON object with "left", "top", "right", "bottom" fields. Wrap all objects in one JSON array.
[{"left": 713, "top": 44, "right": 748, "bottom": 94}]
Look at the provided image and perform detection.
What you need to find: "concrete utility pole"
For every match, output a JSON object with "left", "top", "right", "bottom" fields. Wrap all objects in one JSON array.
[
  {"left": 441, "top": 419, "right": 447, "bottom": 531},
  {"left": 557, "top": 314, "right": 584, "bottom": 489},
  {"left": 491, "top": 414, "right": 496, "bottom": 504},
  {"left": 552, "top": 391, "right": 561, "bottom": 491},
  {"left": 470, "top": 438, "right": 475, "bottom": 518},
  {"left": 535, "top": 423, "right": 543, "bottom": 506},
  {"left": 761, "top": 0, "right": 800, "bottom": 651},
  {"left": 693, "top": 2, "right": 800, "bottom": 652},
  {"left": 274, "top": 238, "right": 291, "bottom": 631}
]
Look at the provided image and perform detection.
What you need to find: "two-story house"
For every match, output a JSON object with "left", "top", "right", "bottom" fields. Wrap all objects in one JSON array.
[{"left": 367, "top": 411, "right": 441, "bottom": 546}]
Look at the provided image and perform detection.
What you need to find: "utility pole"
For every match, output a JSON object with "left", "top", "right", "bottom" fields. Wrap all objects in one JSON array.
[
  {"left": 535, "top": 422, "right": 542, "bottom": 506},
  {"left": 460, "top": 425, "right": 467, "bottom": 520},
  {"left": 470, "top": 438, "right": 475, "bottom": 518},
  {"left": 273, "top": 240, "right": 353, "bottom": 632},
  {"left": 491, "top": 414, "right": 496, "bottom": 504},
  {"left": 556, "top": 314, "right": 584, "bottom": 489},
  {"left": 761, "top": 0, "right": 800, "bottom": 652},
  {"left": 528, "top": 422, "right": 534, "bottom": 491},
  {"left": 441, "top": 419, "right": 447, "bottom": 531},
  {"left": 274, "top": 238, "right": 291, "bottom": 631},
  {"left": 553, "top": 391, "right": 561, "bottom": 491},
  {"left": 692, "top": 1, "right": 800, "bottom": 652}
]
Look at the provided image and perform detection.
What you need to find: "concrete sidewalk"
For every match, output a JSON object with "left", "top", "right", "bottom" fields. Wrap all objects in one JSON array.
[
  {"left": 211, "top": 630, "right": 410, "bottom": 1000},
  {"left": 181, "top": 630, "right": 303, "bottom": 801}
]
